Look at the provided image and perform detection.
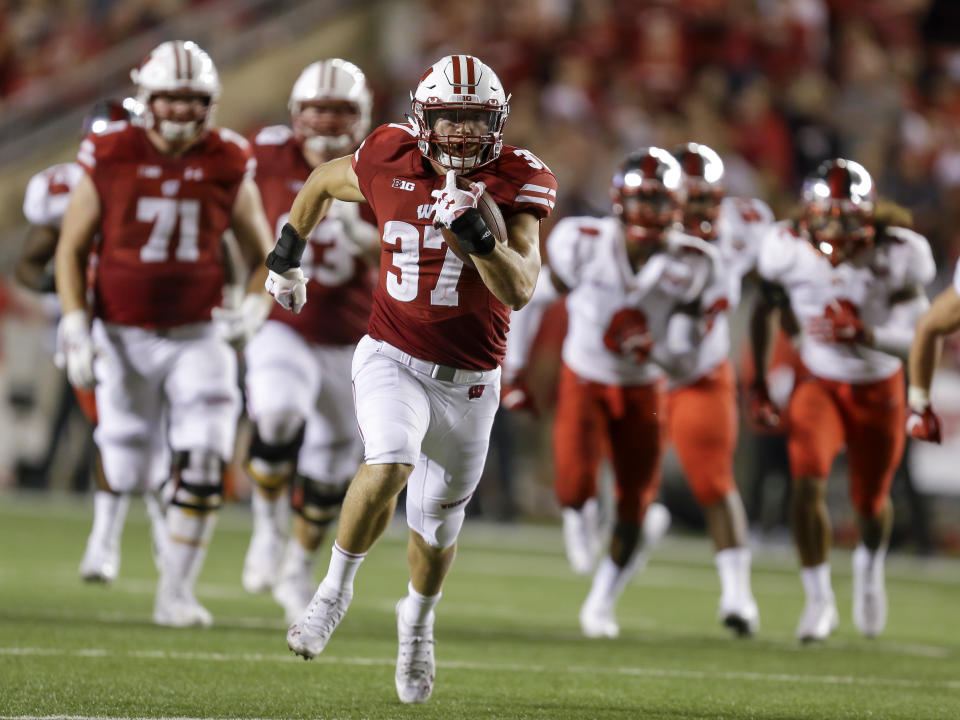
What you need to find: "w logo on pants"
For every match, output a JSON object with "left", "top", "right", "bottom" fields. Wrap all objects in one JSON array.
[{"left": 468, "top": 385, "right": 486, "bottom": 399}]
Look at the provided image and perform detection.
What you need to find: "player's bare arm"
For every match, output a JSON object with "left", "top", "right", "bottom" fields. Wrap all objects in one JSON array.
[
  {"left": 909, "top": 284, "right": 960, "bottom": 393},
  {"left": 15, "top": 224, "right": 59, "bottom": 293},
  {"left": 472, "top": 211, "right": 541, "bottom": 310},
  {"left": 229, "top": 177, "right": 273, "bottom": 294},
  {"left": 289, "top": 155, "right": 366, "bottom": 239},
  {"left": 54, "top": 173, "right": 101, "bottom": 315}
]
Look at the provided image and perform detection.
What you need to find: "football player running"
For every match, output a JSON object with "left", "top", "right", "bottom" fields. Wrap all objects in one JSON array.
[
  {"left": 663, "top": 142, "right": 772, "bottom": 635},
  {"left": 504, "top": 148, "right": 727, "bottom": 639},
  {"left": 906, "top": 258, "right": 960, "bottom": 443},
  {"left": 751, "top": 160, "right": 935, "bottom": 641},
  {"left": 54, "top": 41, "right": 274, "bottom": 627},
  {"left": 264, "top": 55, "right": 556, "bottom": 703},
  {"left": 17, "top": 99, "right": 170, "bottom": 584},
  {"left": 240, "top": 59, "right": 379, "bottom": 624}
]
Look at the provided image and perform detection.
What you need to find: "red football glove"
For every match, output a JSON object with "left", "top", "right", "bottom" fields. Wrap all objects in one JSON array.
[
  {"left": 906, "top": 406, "right": 942, "bottom": 444},
  {"left": 501, "top": 375, "right": 538, "bottom": 416},
  {"left": 745, "top": 382, "right": 784, "bottom": 433},
  {"left": 807, "top": 300, "right": 867, "bottom": 345}
]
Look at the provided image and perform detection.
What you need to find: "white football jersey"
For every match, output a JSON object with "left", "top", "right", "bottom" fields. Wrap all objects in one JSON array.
[
  {"left": 548, "top": 216, "right": 727, "bottom": 386},
  {"left": 758, "top": 223, "right": 935, "bottom": 383},
  {"left": 23, "top": 162, "right": 83, "bottom": 229},
  {"left": 714, "top": 196, "right": 775, "bottom": 307}
]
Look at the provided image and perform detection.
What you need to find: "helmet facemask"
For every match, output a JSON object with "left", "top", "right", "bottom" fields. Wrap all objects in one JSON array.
[
  {"left": 681, "top": 179, "right": 723, "bottom": 240},
  {"left": 613, "top": 185, "right": 679, "bottom": 244},
  {"left": 148, "top": 92, "right": 212, "bottom": 143},
  {"left": 801, "top": 159, "right": 876, "bottom": 266},
  {"left": 293, "top": 98, "right": 364, "bottom": 157},
  {"left": 414, "top": 102, "right": 508, "bottom": 172}
]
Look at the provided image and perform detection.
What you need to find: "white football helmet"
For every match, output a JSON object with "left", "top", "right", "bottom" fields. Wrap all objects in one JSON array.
[
  {"left": 411, "top": 55, "right": 510, "bottom": 173},
  {"left": 288, "top": 59, "right": 372, "bottom": 156},
  {"left": 130, "top": 40, "right": 221, "bottom": 142}
]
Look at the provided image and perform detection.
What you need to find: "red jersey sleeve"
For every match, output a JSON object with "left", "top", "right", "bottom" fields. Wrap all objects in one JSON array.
[
  {"left": 76, "top": 121, "right": 129, "bottom": 188},
  {"left": 351, "top": 123, "right": 420, "bottom": 210},
  {"left": 483, "top": 146, "right": 558, "bottom": 221}
]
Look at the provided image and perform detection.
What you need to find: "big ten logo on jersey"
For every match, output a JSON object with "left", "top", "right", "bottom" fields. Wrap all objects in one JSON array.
[
  {"left": 603, "top": 308, "right": 652, "bottom": 363},
  {"left": 392, "top": 178, "right": 415, "bottom": 192},
  {"left": 275, "top": 213, "right": 355, "bottom": 286},
  {"left": 382, "top": 221, "right": 465, "bottom": 307}
]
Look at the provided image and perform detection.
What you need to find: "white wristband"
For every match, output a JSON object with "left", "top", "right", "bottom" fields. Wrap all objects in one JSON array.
[{"left": 908, "top": 385, "right": 930, "bottom": 411}]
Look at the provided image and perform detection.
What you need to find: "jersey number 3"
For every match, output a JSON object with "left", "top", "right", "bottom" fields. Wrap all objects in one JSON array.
[{"left": 383, "top": 221, "right": 465, "bottom": 307}]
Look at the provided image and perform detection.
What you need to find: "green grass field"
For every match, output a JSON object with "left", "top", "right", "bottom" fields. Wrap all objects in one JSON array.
[{"left": 1, "top": 494, "right": 959, "bottom": 720}]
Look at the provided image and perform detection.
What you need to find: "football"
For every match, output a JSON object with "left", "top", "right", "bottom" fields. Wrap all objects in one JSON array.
[{"left": 439, "top": 176, "right": 508, "bottom": 269}]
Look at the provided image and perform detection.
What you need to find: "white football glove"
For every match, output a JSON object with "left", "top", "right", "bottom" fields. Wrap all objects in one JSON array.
[
  {"left": 430, "top": 169, "right": 486, "bottom": 228},
  {"left": 265, "top": 267, "right": 307, "bottom": 313},
  {"left": 326, "top": 200, "right": 380, "bottom": 255},
  {"left": 212, "top": 293, "right": 273, "bottom": 348},
  {"left": 57, "top": 309, "right": 96, "bottom": 389}
]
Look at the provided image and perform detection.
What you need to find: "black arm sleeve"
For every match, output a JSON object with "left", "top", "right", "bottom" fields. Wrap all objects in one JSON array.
[
  {"left": 265, "top": 223, "right": 307, "bottom": 273},
  {"left": 449, "top": 207, "right": 496, "bottom": 256}
]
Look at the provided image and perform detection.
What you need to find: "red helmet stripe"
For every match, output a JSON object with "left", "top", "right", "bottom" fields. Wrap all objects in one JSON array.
[
  {"left": 828, "top": 164, "right": 848, "bottom": 199},
  {"left": 466, "top": 57, "right": 476, "bottom": 86},
  {"left": 451, "top": 55, "right": 463, "bottom": 90},
  {"left": 173, "top": 43, "right": 183, "bottom": 81},
  {"left": 184, "top": 44, "right": 193, "bottom": 80}
]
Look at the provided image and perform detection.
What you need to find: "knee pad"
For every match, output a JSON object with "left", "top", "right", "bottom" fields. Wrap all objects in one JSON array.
[
  {"left": 247, "top": 420, "right": 305, "bottom": 493},
  {"left": 291, "top": 475, "right": 348, "bottom": 527},
  {"left": 169, "top": 450, "right": 224, "bottom": 514}
]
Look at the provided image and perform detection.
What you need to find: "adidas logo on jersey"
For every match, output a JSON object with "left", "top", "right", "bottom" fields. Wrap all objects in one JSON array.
[{"left": 392, "top": 178, "right": 415, "bottom": 191}]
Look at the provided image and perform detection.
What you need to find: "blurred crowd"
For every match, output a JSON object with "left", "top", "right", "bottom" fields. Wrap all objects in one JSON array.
[{"left": 369, "top": 0, "right": 960, "bottom": 283}]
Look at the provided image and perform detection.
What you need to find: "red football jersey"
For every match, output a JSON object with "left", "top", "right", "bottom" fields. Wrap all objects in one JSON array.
[
  {"left": 351, "top": 123, "right": 558, "bottom": 370},
  {"left": 251, "top": 125, "right": 375, "bottom": 345},
  {"left": 77, "top": 121, "right": 253, "bottom": 328}
]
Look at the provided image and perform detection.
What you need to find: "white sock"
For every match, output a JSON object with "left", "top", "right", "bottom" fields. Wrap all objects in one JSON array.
[
  {"left": 586, "top": 554, "right": 641, "bottom": 609},
  {"left": 715, "top": 547, "right": 740, "bottom": 600},
  {"left": 401, "top": 581, "right": 441, "bottom": 627},
  {"left": 251, "top": 491, "right": 282, "bottom": 536},
  {"left": 165, "top": 506, "right": 218, "bottom": 592},
  {"left": 317, "top": 542, "right": 365, "bottom": 598},
  {"left": 853, "top": 544, "right": 886, "bottom": 580},
  {"left": 91, "top": 491, "right": 129, "bottom": 548},
  {"left": 800, "top": 563, "right": 833, "bottom": 602}
]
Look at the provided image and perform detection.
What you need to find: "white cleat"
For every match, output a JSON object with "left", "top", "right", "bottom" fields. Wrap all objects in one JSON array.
[
  {"left": 562, "top": 498, "right": 600, "bottom": 575},
  {"left": 242, "top": 531, "right": 283, "bottom": 594},
  {"left": 286, "top": 589, "right": 351, "bottom": 659},
  {"left": 796, "top": 597, "right": 838, "bottom": 642},
  {"left": 642, "top": 502, "right": 671, "bottom": 549},
  {"left": 852, "top": 548, "right": 887, "bottom": 638},
  {"left": 395, "top": 600, "right": 436, "bottom": 704},
  {"left": 79, "top": 535, "right": 119, "bottom": 584},
  {"left": 153, "top": 587, "right": 213, "bottom": 628},
  {"left": 272, "top": 568, "right": 314, "bottom": 625},
  {"left": 579, "top": 597, "right": 619, "bottom": 639},
  {"left": 719, "top": 594, "right": 760, "bottom": 637}
]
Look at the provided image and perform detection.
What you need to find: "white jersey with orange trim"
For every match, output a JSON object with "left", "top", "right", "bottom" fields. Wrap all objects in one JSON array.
[
  {"left": 715, "top": 196, "right": 775, "bottom": 307},
  {"left": 547, "top": 216, "right": 727, "bottom": 386},
  {"left": 671, "top": 196, "right": 775, "bottom": 387},
  {"left": 23, "top": 162, "right": 84, "bottom": 229},
  {"left": 758, "top": 222, "right": 936, "bottom": 383}
]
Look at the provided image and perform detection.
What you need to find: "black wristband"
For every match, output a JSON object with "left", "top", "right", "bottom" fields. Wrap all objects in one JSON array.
[
  {"left": 449, "top": 207, "right": 496, "bottom": 256},
  {"left": 265, "top": 223, "right": 307, "bottom": 273}
]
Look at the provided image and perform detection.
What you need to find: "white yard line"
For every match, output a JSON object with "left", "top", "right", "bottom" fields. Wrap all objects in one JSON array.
[{"left": 1, "top": 647, "right": 958, "bottom": 691}]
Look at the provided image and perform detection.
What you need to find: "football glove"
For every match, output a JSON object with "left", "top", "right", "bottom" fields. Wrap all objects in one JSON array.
[
  {"left": 906, "top": 386, "right": 942, "bottom": 444},
  {"left": 430, "top": 170, "right": 486, "bottom": 228},
  {"left": 265, "top": 267, "right": 307, "bottom": 314},
  {"left": 745, "top": 381, "right": 783, "bottom": 433},
  {"left": 57, "top": 309, "right": 96, "bottom": 389},
  {"left": 212, "top": 293, "right": 273, "bottom": 349}
]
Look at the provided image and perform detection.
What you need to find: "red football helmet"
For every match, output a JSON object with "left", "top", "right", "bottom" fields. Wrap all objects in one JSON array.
[
  {"left": 411, "top": 55, "right": 510, "bottom": 173},
  {"left": 610, "top": 147, "right": 684, "bottom": 243},
  {"left": 673, "top": 142, "right": 724, "bottom": 240},
  {"left": 801, "top": 158, "right": 875, "bottom": 266}
]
